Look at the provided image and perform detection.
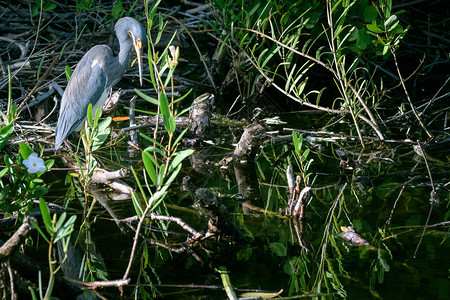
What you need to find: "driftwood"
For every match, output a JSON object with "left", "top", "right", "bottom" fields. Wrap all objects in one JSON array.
[
  {"left": 285, "top": 166, "right": 311, "bottom": 219},
  {"left": 0, "top": 217, "right": 35, "bottom": 260},
  {"left": 189, "top": 93, "right": 214, "bottom": 139},
  {"left": 233, "top": 121, "right": 267, "bottom": 161},
  {"left": 61, "top": 155, "right": 133, "bottom": 199},
  {"left": 91, "top": 168, "right": 133, "bottom": 198}
]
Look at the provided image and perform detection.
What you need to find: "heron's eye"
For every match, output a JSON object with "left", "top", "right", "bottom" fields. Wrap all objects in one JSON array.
[{"left": 136, "top": 38, "right": 142, "bottom": 48}]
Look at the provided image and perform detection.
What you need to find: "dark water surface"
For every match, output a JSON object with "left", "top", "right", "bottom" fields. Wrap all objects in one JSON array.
[{"left": 51, "top": 128, "right": 449, "bottom": 299}]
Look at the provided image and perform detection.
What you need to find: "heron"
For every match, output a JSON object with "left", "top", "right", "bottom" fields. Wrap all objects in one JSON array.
[{"left": 55, "top": 17, "right": 146, "bottom": 150}]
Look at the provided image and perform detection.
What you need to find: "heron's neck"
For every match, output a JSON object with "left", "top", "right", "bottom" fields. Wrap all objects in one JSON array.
[{"left": 117, "top": 31, "right": 133, "bottom": 72}]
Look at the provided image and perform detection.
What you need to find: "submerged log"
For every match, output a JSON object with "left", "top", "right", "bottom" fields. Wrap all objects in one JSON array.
[
  {"left": 189, "top": 93, "right": 214, "bottom": 139},
  {"left": 233, "top": 121, "right": 267, "bottom": 161},
  {"left": 194, "top": 188, "right": 239, "bottom": 238}
]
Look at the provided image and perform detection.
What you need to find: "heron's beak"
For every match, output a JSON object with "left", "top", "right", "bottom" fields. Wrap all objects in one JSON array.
[
  {"left": 130, "top": 30, "right": 144, "bottom": 86},
  {"left": 135, "top": 38, "right": 143, "bottom": 86}
]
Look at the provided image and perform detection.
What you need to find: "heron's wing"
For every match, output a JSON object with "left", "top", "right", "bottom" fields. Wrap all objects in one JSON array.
[{"left": 55, "top": 46, "right": 112, "bottom": 149}]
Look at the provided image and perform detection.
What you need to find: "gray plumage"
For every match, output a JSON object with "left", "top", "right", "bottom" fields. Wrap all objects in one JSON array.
[{"left": 55, "top": 17, "right": 146, "bottom": 150}]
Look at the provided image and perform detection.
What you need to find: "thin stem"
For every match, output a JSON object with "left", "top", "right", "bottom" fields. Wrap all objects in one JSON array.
[
  {"left": 44, "top": 236, "right": 55, "bottom": 300},
  {"left": 389, "top": 47, "right": 432, "bottom": 138},
  {"left": 122, "top": 202, "right": 152, "bottom": 280}
]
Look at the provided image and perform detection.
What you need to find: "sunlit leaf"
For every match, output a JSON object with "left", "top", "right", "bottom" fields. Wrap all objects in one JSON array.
[
  {"left": 54, "top": 212, "right": 67, "bottom": 232},
  {"left": 164, "top": 163, "right": 181, "bottom": 187},
  {"left": 173, "top": 89, "right": 192, "bottom": 104},
  {"left": 293, "top": 131, "right": 300, "bottom": 156},
  {"left": 132, "top": 191, "right": 143, "bottom": 217},
  {"left": 143, "top": 146, "right": 165, "bottom": 158},
  {"left": 142, "top": 151, "right": 158, "bottom": 185},
  {"left": 157, "top": 164, "right": 166, "bottom": 186},
  {"left": 39, "top": 198, "right": 52, "bottom": 235},
  {"left": 385, "top": 15, "right": 397, "bottom": 27},
  {"left": 172, "top": 126, "right": 190, "bottom": 148},
  {"left": 55, "top": 214, "right": 76, "bottom": 242},
  {"left": 160, "top": 93, "right": 174, "bottom": 133},
  {"left": 240, "top": 289, "right": 283, "bottom": 299},
  {"left": 167, "top": 115, "right": 176, "bottom": 133},
  {"left": 0, "top": 124, "right": 13, "bottom": 150},
  {"left": 366, "top": 24, "right": 384, "bottom": 34},
  {"left": 93, "top": 106, "right": 102, "bottom": 128},
  {"left": 87, "top": 104, "right": 93, "bottom": 128},
  {"left": 19, "top": 142, "right": 32, "bottom": 161},
  {"left": 169, "top": 149, "right": 194, "bottom": 173},
  {"left": 135, "top": 89, "right": 159, "bottom": 105},
  {"left": 148, "top": 189, "right": 166, "bottom": 210}
]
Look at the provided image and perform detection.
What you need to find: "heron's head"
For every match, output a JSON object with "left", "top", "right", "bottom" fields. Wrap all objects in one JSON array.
[{"left": 116, "top": 17, "right": 146, "bottom": 86}]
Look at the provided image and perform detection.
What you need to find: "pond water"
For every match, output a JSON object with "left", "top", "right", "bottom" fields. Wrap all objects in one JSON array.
[{"left": 38, "top": 116, "right": 449, "bottom": 299}]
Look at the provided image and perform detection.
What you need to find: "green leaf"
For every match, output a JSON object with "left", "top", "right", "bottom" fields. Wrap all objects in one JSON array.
[
  {"left": 167, "top": 115, "right": 176, "bottom": 133},
  {"left": 19, "top": 142, "right": 32, "bottom": 161},
  {"left": 140, "top": 133, "right": 164, "bottom": 148},
  {"left": 363, "top": 5, "right": 378, "bottom": 22},
  {"left": 87, "top": 104, "right": 93, "bottom": 128},
  {"left": 131, "top": 166, "right": 147, "bottom": 205},
  {"left": 159, "top": 93, "right": 173, "bottom": 133},
  {"left": 142, "top": 151, "right": 158, "bottom": 185},
  {"left": 157, "top": 164, "right": 166, "bottom": 186},
  {"left": 39, "top": 198, "right": 52, "bottom": 235},
  {"left": 301, "top": 148, "right": 310, "bottom": 162},
  {"left": 366, "top": 24, "right": 384, "bottom": 34},
  {"left": 384, "top": 15, "right": 397, "bottom": 27},
  {"left": 173, "top": 89, "right": 192, "bottom": 104},
  {"left": 383, "top": 0, "right": 392, "bottom": 18},
  {"left": 93, "top": 105, "right": 102, "bottom": 128},
  {"left": 92, "top": 117, "right": 112, "bottom": 151},
  {"left": 0, "top": 167, "right": 8, "bottom": 178},
  {"left": 54, "top": 212, "right": 67, "bottom": 232},
  {"left": 387, "top": 20, "right": 399, "bottom": 32},
  {"left": 44, "top": 159, "right": 54, "bottom": 171},
  {"left": 148, "top": 189, "right": 166, "bottom": 210},
  {"left": 269, "top": 242, "right": 287, "bottom": 257},
  {"left": 143, "top": 146, "right": 165, "bottom": 158},
  {"left": 112, "top": 0, "right": 123, "bottom": 19},
  {"left": 135, "top": 89, "right": 159, "bottom": 105},
  {"left": 30, "top": 219, "right": 49, "bottom": 243},
  {"left": 0, "top": 124, "right": 13, "bottom": 150},
  {"left": 378, "top": 248, "right": 390, "bottom": 271},
  {"left": 55, "top": 214, "right": 76, "bottom": 242},
  {"left": 131, "top": 192, "right": 143, "bottom": 217},
  {"left": 28, "top": 286, "right": 38, "bottom": 300},
  {"left": 382, "top": 44, "right": 389, "bottom": 55},
  {"left": 163, "top": 163, "right": 181, "bottom": 187},
  {"left": 293, "top": 131, "right": 299, "bottom": 156},
  {"left": 168, "top": 149, "right": 194, "bottom": 173},
  {"left": 172, "top": 126, "right": 190, "bottom": 149}
]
